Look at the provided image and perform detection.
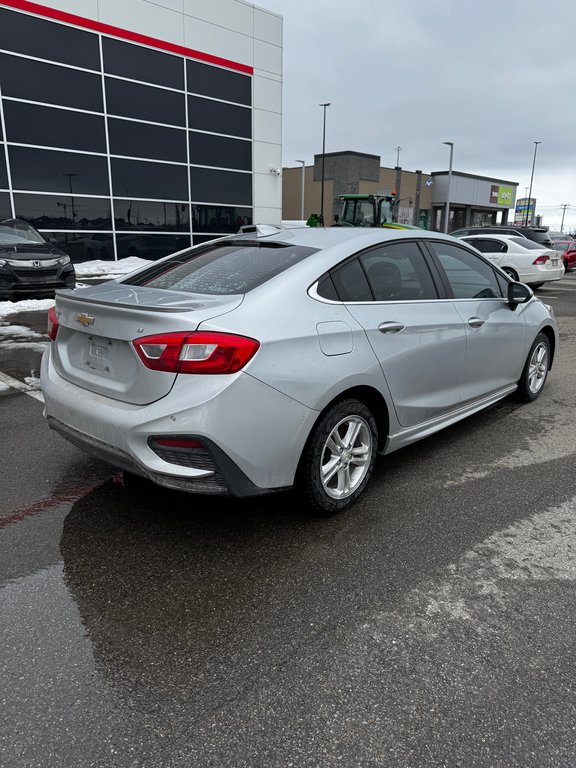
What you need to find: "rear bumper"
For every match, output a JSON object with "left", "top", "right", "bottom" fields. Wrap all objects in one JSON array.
[
  {"left": 41, "top": 348, "right": 317, "bottom": 496},
  {"left": 521, "top": 264, "right": 564, "bottom": 284}
]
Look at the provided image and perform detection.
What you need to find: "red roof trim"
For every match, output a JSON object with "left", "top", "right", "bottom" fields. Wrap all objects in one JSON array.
[{"left": 0, "top": 0, "right": 253, "bottom": 74}]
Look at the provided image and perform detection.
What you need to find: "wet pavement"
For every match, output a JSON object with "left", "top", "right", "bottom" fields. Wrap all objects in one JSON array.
[{"left": 1, "top": 276, "right": 576, "bottom": 767}]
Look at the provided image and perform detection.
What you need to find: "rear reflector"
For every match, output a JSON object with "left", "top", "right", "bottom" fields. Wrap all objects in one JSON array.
[
  {"left": 153, "top": 437, "right": 204, "bottom": 449},
  {"left": 132, "top": 331, "right": 260, "bottom": 374},
  {"left": 47, "top": 306, "right": 59, "bottom": 341}
]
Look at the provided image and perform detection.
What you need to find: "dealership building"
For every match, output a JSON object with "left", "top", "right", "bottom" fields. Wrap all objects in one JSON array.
[{"left": 0, "top": 0, "right": 282, "bottom": 261}]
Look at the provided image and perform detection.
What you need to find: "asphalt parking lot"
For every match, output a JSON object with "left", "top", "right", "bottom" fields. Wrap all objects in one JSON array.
[{"left": 1, "top": 275, "right": 576, "bottom": 768}]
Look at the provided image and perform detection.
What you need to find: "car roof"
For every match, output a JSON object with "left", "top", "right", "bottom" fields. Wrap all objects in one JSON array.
[
  {"left": 233, "top": 224, "right": 451, "bottom": 250},
  {"left": 461, "top": 233, "right": 544, "bottom": 244}
]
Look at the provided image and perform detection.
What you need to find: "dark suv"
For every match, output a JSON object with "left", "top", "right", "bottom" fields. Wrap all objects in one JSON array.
[
  {"left": 0, "top": 218, "right": 76, "bottom": 299},
  {"left": 450, "top": 225, "right": 554, "bottom": 248}
]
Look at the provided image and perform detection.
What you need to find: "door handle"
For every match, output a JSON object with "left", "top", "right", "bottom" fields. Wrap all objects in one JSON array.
[
  {"left": 378, "top": 321, "right": 405, "bottom": 334},
  {"left": 468, "top": 317, "right": 486, "bottom": 328}
]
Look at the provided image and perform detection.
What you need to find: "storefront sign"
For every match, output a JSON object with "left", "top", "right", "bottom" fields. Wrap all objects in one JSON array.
[{"left": 490, "top": 185, "right": 513, "bottom": 206}]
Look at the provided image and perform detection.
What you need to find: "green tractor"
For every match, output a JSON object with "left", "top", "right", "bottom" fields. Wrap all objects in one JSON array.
[{"left": 335, "top": 193, "right": 421, "bottom": 230}]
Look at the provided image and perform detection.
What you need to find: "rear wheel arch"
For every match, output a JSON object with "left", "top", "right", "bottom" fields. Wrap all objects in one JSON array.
[
  {"left": 301, "top": 385, "right": 390, "bottom": 459},
  {"left": 295, "top": 388, "right": 389, "bottom": 514}
]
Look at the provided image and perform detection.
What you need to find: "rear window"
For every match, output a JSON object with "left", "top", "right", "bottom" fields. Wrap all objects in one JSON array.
[
  {"left": 508, "top": 237, "right": 544, "bottom": 250},
  {"left": 527, "top": 230, "right": 552, "bottom": 245},
  {"left": 122, "top": 240, "right": 318, "bottom": 295}
]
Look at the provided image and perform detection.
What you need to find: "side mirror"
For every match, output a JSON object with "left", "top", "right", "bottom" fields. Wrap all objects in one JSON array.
[
  {"left": 508, "top": 280, "right": 533, "bottom": 309},
  {"left": 49, "top": 237, "right": 57, "bottom": 245}
]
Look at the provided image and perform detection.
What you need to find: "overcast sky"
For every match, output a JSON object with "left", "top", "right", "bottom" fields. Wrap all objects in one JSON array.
[{"left": 263, "top": 0, "right": 576, "bottom": 232}]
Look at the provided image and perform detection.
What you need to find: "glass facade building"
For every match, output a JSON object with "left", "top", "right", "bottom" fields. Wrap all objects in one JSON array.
[{"left": 0, "top": 0, "right": 281, "bottom": 262}]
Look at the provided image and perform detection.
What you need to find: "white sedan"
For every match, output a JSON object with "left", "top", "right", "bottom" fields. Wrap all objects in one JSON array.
[{"left": 458, "top": 234, "right": 564, "bottom": 287}]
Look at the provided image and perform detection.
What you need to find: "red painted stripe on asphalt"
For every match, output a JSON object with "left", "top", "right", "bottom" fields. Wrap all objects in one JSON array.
[
  {"left": 0, "top": 480, "right": 108, "bottom": 529},
  {"left": 0, "top": 0, "right": 254, "bottom": 74}
]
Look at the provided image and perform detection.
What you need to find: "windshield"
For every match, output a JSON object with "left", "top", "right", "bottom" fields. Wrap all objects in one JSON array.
[
  {"left": 0, "top": 219, "right": 47, "bottom": 246},
  {"left": 340, "top": 200, "right": 375, "bottom": 226},
  {"left": 123, "top": 241, "right": 319, "bottom": 295}
]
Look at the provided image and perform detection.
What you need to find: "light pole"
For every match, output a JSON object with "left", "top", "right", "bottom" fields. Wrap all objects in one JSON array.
[
  {"left": 524, "top": 141, "right": 541, "bottom": 227},
  {"left": 395, "top": 146, "right": 402, "bottom": 167},
  {"left": 63, "top": 172, "right": 78, "bottom": 222},
  {"left": 319, "top": 102, "right": 331, "bottom": 226},
  {"left": 442, "top": 141, "right": 454, "bottom": 233},
  {"left": 296, "top": 160, "right": 306, "bottom": 220}
]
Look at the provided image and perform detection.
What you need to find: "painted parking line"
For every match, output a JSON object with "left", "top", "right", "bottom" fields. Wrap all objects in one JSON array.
[{"left": 0, "top": 370, "right": 44, "bottom": 402}]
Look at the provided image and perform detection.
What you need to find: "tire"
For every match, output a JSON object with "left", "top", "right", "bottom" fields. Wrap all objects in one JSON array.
[
  {"left": 564, "top": 259, "right": 569, "bottom": 272},
  {"left": 502, "top": 267, "right": 519, "bottom": 281},
  {"left": 298, "top": 398, "right": 378, "bottom": 515},
  {"left": 516, "top": 332, "right": 550, "bottom": 402}
]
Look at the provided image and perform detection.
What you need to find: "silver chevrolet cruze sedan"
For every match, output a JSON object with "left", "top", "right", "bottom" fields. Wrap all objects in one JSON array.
[{"left": 41, "top": 226, "right": 557, "bottom": 514}]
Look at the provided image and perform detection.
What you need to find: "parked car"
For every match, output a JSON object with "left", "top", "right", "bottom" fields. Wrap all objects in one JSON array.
[
  {"left": 450, "top": 225, "right": 554, "bottom": 248},
  {"left": 0, "top": 218, "right": 75, "bottom": 300},
  {"left": 41, "top": 227, "right": 557, "bottom": 515},
  {"left": 548, "top": 232, "right": 574, "bottom": 243},
  {"left": 459, "top": 234, "right": 564, "bottom": 287},
  {"left": 551, "top": 239, "right": 576, "bottom": 272}
]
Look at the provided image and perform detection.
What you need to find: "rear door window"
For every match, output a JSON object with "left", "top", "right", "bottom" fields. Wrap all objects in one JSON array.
[{"left": 359, "top": 241, "right": 439, "bottom": 301}]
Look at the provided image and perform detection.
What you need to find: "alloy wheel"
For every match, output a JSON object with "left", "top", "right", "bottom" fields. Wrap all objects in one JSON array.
[
  {"left": 528, "top": 341, "right": 549, "bottom": 394},
  {"left": 320, "top": 416, "right": 372, "bottom": 500}
]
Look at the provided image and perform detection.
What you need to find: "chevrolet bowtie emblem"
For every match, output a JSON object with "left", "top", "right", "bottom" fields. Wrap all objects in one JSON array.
[{"left": 77, "top": 313, "right": 95, "bottom": 327}]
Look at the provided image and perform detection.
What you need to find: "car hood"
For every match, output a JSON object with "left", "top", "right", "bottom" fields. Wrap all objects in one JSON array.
[{"left": 0, "top": 241, "right": 66, "bottom": 260}]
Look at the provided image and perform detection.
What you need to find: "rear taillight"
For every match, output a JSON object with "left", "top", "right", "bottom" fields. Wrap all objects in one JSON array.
[
  {"left": 533, "top": 254, "right": 550, "bottom": 265},
  {"left": 132, "top": 331, "right": 260, "bottom": 374},
  {"left": 47, "top": 306, "right": 59, "bottom": 341}
]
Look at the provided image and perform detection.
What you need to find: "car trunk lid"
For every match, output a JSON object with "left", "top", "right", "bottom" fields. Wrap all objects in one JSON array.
[{"left": 51, "top": 284, "right": 243, "bottom": 404}]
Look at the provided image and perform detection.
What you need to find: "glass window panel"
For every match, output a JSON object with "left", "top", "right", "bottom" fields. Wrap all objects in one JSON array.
[
  {"left": 188, "top": 95, "right": 251, "bottom": 138},
  {"left": 331, "top": 259, "right": 373, "bottom": 302},
  {"left": 189, "top": 132, "right": 251, "bottom": 171},
  {"left": 0, "top": 54, "right": 104, "bottom": 112},
  {"left": 103, "top": 37, "right": 184, "bottom": 90},
  {"left": 192, "top": 205, "right": 252, "bottom": 233},
  {"left": 116, "top": 233, "right": 191, "bottom": 261},
  {"left": 41, "top": 232, "right": 115, "bottom": 262},
  {"left": 359, "top": 242, "right": 438, "bottom": 301},
  {"left": 0, "top": 192, "right": 11, "bottom": 219},
  {"left": 428, "top": 242, "right": 503, "bottom": 299},
  {"left": 112, "top": 158, "right": 188, "bottom": 201},
  {"left": 0, "top": 148, "right": 8, "bottom": 189},
  {"left": 9, "top": 147, "right": 110, "bottom": 195},
  {"left": 190, "top": 168, "right": 252, "bottom": 206},
  {"left": 0, "top": 8, "right": 100, "bottom": 70},
  {"left": 193, "top": 234, "right": 223, "bottom": 246},
  {"left": 106, "top": 78, "right": 185, "bottom": 126},
  {"left": 186, "top": 60, "right": 251, "bottom": 106},
  {"left": 108, "top": 119, "right": 186, "bottom": 163},
  {"left": 114, "top": 200, "right": 189, "bottom": 231},
  {"left": 3, "top": 102, "right": 106, "bottom": 153},
  {"left": 0, "top": 53, "right": 103, "bottom": 112},
  {"left": 14, "top": 193, "right": 112, "bottom": 230}
]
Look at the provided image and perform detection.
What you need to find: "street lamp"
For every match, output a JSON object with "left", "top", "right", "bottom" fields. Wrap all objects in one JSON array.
[
  {"left": 318, "top": 102, "right": 331, "bottom": 226},
  {"left": 524, "top": 141, "right": 541, "bottom": 227},
  {"left": 442, "top": 141, "right": 454, "bottom": 233},
  {"left": 63, "top": 172, "right": 78, "bottom": 222},
  {"left": 295, "top": 160, "right": 306, "bottom": 220},
  {"left": 395, "top": 146, "right": 402, "bottom": 167}
]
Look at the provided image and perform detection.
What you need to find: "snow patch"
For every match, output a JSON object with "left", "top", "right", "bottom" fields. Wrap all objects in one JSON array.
[
  {"left": 0, "top": 298, "right": 55, "bottom": 320},
  {"left": 74, "top": 257, "right": 149, "bottom": 277}
]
